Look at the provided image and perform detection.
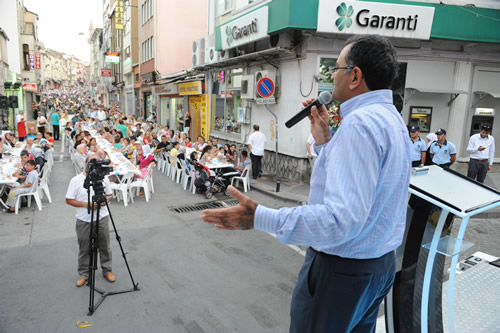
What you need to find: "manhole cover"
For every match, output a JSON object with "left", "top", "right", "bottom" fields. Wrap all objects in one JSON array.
[{"left": 170, "top": 199, "right": 239, "bottom": 214}]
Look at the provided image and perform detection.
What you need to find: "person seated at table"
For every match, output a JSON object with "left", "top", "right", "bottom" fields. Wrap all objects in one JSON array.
[
  {"left": 45, "top": 132, "right": 55, "bottom": 146},
  {"left": 227, "top": 144, "right": 238, "bottom": 167},
  {"left": 143, "top": 130, "right": 152, "bottom": 145},
  {"left": 218, "top": 147, "right": 226, "bottom": 160},
  {"left": 74, "top": 133, "right": 86, "bottom": 150},
  {"left": 4, "top": 160, "right": 38, "bottom": 213},
  {"left": 206, "top": 139, "right": 213, "bottom": 147},
  {"left": 83, "top": 131, "right": 92, "bottom": 144},
  {"left": 135, "top": 144, "right": 156, "bottom": 177},
  {"left": 73, "top": 144, "right": 87, "bottom": 173},
  {"left": 116, "top": 137, "right": 131, "bottom": 154},
  {"left": 200, "top": 145, "right": 218, "bottom": 164},
  {"left": 195, "top": 136, "right": 207, "bottom": 152},
  {"left": 11, "top": 150, "right": 32, "bottom": 186},
  {"left": 155, "top": 135, "right": 169, "bottom": 154},
  {"left": 234, "top": 150, "right": 251, "bottom": 174},
  {"left": 189, "top": 151, "right": 199, "bottom": 163},
  {"left": 26, "top": 127, "right": 38, "bottom": 140},
  {"left": 35, "top": 132, "right": 52, "bottom": 151},
  {"left": 151, "top": 132, "right": 160, "bottom": 147},
  {"left": 102, "top": 127, "right": 113, "bottom": 143},
  {"left": 88, "top": 144, "right": 98, "bottom": 156},
  {"left": 170, "top": 142, "right": 180, "bottom": 160},
  {"left": 114, "top": 136, "right": 122, "bottom": 149}
]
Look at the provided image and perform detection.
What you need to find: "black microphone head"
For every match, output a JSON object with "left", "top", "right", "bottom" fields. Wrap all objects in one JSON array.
[{"left": 317, "top": 91, "right": 332, "bottom": 105}]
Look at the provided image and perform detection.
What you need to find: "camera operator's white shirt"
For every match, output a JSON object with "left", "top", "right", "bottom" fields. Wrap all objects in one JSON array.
[{"left": 66, "top": 173, "right": 112, "bottom": 222}]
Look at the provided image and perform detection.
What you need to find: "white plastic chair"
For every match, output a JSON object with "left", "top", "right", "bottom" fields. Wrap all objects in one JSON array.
[
  {"left": 109, "top": 172, "right": 135, "bottom": 206},
  {"left": 15, "top": 178, "right": 42, "bottom": 214},
  {"left": 130, "top": 167, "right": 153, "bottom": 202},
  {"left": 180, "top": 160, "right": 193, "bottom": 191},
  {"left": 164, "top": 154, "right": 173, "bottom": 177},
  {"left": 171, "top": 157, "right": 183, "bottom": 183},
  {"left": 230, "top": 164, "right": 251, "bottom": 192},
  {"left": 38, "top": 164, "right": 52, "bottom": 203}
]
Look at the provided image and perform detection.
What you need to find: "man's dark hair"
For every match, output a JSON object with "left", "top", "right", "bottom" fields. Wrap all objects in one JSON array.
[
  {"left": 253, "top": 124, "right": 259, "bottom": 131},
  {"left": 119, "top": 119, "right": 124, "bottom": 125},
  {"left": 345, "top": 35, "right": 398, "bottom": 91},
  {"left": 20, "top": 150, "right": 30, "bottom": 157},
  {"left": 25, "top": 160, "right": 36, "bottom": 167},
  {"left": 241, "top": 150, "right": 248, "bottom": 158}
]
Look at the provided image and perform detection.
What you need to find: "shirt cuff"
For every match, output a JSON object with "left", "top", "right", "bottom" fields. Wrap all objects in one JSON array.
[
  {"left": 254, "top": 205, "right": 280, "bottom": 234},
  {"left": 313, "top": 140, "right": 329, "bottom": 156}
]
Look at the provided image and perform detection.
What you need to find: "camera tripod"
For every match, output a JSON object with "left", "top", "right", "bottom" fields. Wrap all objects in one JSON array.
[{"left": 86, "top": 178, "right": 139, "bottom": 316}]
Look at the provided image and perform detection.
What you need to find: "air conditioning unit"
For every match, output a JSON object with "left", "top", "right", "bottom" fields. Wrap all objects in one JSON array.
[
  {"left": 205, "top": 34, "right": 220, "bottom": 64},
  {"left": 192, "top": 38, "right": 205, "bottom": 67},
  {"left": 219, "top": 48, "right": 233, "bottom": 61},
  {"left": 269, "top": 32, "right": 294, "bottom": 49},
  {"left": 254, "top": 69, "right": 277, "bottom": 98},
  {"left": 241, "top": 75, "right": 254, "bottom": 99}
]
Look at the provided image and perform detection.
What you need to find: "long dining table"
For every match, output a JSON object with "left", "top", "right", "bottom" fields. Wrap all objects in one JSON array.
[{"left": 0, "top": 142, "right": 26, "bottom": 209}]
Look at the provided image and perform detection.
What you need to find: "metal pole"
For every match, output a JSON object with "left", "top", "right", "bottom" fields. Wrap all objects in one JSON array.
[{"left": 265, "top": 105, "right": 280, "bottom": 192}]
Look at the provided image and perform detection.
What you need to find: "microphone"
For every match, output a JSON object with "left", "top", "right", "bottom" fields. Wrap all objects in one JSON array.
[{"left": 285, "top": 91, "right": 332, "bottom": 128}]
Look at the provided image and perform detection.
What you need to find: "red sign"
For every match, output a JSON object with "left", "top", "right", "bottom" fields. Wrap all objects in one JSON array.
[
  {"left": 101, "top": 68, "right": 112, "bottom": 77},
  {"left": 23, "top": 83, "right": 38, "bottom": 91},
  {"left": 257, "top": 78, "right": 275, "bottom": 98},
  {"left": 35, "top": 53, "right": 41, "bottom": 69}
]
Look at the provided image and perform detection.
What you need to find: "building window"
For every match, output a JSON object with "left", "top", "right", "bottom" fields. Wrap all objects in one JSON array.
[
  {"left": 216, "top": 0, "right": 233, "bottom": 15},
  {"left": 25, "top": 22, "right": 34, "bottom": 36},
  {"left": 212, "top": 69, "right": 242, "bottom": 135},
  {"left": 23, "top": 44, "right": 30, "bottom": 70}
]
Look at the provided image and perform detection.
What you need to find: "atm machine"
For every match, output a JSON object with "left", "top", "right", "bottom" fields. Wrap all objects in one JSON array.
[
  {"left": 470, "top": 107, "right": 495, "bottom": 136},
  {"left": 385, "top": 165, "right": 500, "bottom": 333}
]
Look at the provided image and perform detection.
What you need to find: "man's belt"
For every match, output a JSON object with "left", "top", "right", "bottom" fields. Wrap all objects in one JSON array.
[{"left": 471, "top": 158, "right": 488, "bottom": 162}]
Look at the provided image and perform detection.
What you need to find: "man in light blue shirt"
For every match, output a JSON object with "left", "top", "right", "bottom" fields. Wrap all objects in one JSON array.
[
  {"left": 430, "top": 128, "right": 456, "bottom": 167},
  {"left": 409, "top": 125, "right": 426, "bottom": 167},
  {"left": 201, "top": 35, "right": 411, "bottom": 332},
  {"left": 51, "top": 110, "right": 60, "bottom": 140}
]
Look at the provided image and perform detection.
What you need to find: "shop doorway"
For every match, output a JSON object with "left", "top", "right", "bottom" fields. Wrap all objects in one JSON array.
[{"left": 470, "top": 115, "right": 494, "bottom": 136}]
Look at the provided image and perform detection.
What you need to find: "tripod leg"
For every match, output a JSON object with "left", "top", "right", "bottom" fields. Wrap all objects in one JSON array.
[{"left": 106, "top": 201, "right": 139, "bottom": 290}]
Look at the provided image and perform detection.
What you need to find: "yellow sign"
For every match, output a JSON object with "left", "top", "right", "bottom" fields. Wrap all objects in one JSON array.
[
  {"left": 201, "top": 94, "right": 209, "bottom": 140},
  {"left": 179, "top": 81, "right": 202, "bottom": 95},
  {"left": 115, "top": 0, "right": 124, "bottom": 30}
]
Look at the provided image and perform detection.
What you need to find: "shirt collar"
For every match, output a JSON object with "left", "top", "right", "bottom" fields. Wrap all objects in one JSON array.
[{"left": 340, "top": 90, "right": 394, "bottom": 118}]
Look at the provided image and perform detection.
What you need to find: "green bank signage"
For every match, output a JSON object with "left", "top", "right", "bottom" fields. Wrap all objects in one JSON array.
[{"left": 318, "top": 0, "right": 435, "bottom": 39}]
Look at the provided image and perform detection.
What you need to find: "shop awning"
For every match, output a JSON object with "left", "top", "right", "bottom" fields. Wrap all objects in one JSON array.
[
  {"left": 405, "top": 60, "right": 468, "bottom": 94},
  {"left": 192, "top": 47, "right": 295, "bottom": 72},
  {"left": 472, "top": 68, "right": 500, "bottom": 98}
]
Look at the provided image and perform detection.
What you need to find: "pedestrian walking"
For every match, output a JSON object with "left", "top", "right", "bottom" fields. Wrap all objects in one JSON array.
[
  {"left": 51, "top": 109, "right": 60, "bottom": 140},
  {"left": 247, "top": 124, "right": 266, "bottom": 179},
  {"left": 466, "top": 124, "right": 495, "bottom": 183},
  {"left": 36, "top": 112, "right": 47, "bottom": 136}
]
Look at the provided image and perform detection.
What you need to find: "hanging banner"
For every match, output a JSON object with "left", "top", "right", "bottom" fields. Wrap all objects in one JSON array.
[
  {"left": 200, "top": 94, "right": 209, "bottom": 140},
  {"left": 35, "top": 53, "right": 41, "bottom": 69},
  {"left": 115, "top": 0, "right": 124, "bottom": 30}
]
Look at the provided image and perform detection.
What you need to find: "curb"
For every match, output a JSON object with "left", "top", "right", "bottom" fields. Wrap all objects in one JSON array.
[{"left": 250, "top": 183, "right": 307, "bottom": 206}]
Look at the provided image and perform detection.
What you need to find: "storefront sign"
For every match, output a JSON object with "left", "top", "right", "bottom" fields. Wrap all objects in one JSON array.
[
  {"left": 200, "top": 94, "right": 209, "bottom": 140},
  {"left": 154, "top": 83, "right": 178, "bottom": 95},
  {"left": 317, "top": 0, "right": 434, "bottom": 40},
  {"left": 29, "top": 54, "right": 35, "bottom": 70},
  {"left": 101, "top": 68, "right": 112, "bottom": 77},
  {"left": 411, "top": 106, "right": 432, "bottom": 115},
  {"left": 105, "top": 52, "right": 120, "bottom": 63},
  {"left": 115, "top": 0, "right": 124, "bottom": 30},
  {"left": 474, "top": 108, "right": 495, "bottom": 116},
  {"left": 23, "top": 83, "right": 37, "bottom": 91},
  {"left": 219, "top": 6, "right": 269, "bottom": 50},
  {"left": 179, "top": 81, "right": 202, "bottom": 95},
  {"left": 35, "top": 53, "right": 41, "bottom": 69}
]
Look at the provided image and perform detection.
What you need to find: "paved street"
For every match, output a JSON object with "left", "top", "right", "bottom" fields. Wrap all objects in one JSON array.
[{"left": 0, "top": 142, "right": 303, "bottom": 333}]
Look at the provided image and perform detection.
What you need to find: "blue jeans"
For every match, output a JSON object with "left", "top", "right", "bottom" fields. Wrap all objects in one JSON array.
[{"left": 290, "top": 248, "right": 395, "bottom": 333}]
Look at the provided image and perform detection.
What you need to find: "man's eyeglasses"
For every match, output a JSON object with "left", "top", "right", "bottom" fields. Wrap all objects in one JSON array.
[{"left": 329, "top": 66, "right": 354, "bottom": 74}]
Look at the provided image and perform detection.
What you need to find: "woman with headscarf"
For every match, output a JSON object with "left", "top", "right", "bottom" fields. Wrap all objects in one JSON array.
[{"left": 135, "top": 144, "right": 156, "bottom": 178}]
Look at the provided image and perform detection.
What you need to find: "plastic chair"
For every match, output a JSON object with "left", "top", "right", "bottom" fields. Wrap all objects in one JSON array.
[
  {"left": 230, "top": 164, "right": 251, "bottom": 192},
  {"left": 171, "top": 157, "right": 183, "bottom": 183},
  {"left": 180, "top": 160, "right": 193, "bottom": 191},
  {"left": 130, "top": 167, "right": 153, "bottom": 202},
  {"left": 38, "top": 164, "right": 52, "bottom": 203},
  {"left": 109, "top": 172, "right": 135, "bottom": 206},
  {"left": 15, "top": 178, "right": 42, "bottom": 214}
]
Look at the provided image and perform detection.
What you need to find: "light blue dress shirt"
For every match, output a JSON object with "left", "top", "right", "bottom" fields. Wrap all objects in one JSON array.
[
  {"left": 430, "top": 140, "right": 456, "bottom": 165},
  {"left": 254, "top": 90, "right": 411, "bottom": 259}
]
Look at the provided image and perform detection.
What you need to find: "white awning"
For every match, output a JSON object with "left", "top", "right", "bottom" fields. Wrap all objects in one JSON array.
[
  {"left": 472, "top": 67, "right": 500, "bottom": 98},
  {"left": 405, "top": 60, "right": 468, "bottom": 94}
]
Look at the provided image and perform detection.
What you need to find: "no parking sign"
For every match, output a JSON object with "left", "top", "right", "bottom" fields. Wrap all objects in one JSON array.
[{"left": 256, "top": 77, "right": 276, "bottom": 104}]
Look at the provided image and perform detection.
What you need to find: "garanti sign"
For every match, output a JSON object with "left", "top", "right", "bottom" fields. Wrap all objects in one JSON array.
[
  {"left": 219, "top": 6, "right": 269, "bottom": 50},
  {"left": 317, "top": 0, "right": 435, "bottom": 40}
]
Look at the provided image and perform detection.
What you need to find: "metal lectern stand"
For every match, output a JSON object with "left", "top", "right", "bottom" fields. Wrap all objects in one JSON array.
[{"left": 385, "top": 165, "right": 500, "bottom": 333}]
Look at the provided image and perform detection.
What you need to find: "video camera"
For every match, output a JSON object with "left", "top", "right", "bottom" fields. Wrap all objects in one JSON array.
[{"left": 85, "top": 158, "right": 113, "bottom": 183}]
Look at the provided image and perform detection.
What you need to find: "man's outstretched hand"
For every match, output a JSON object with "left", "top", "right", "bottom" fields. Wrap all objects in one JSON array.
[{"left": 200, "top": 185, "right": 258, "bottom": 230}]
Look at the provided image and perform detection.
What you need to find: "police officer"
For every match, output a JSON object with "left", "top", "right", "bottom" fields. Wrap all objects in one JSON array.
[
  {"left": 429, "top": 128, "right": 456, "bottom": 168},
  {"left": 409, "top": 125, "right": 426, "bottom": 167}
]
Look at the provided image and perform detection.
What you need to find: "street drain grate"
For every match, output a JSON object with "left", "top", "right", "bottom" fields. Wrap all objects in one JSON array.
[{"left": 170, "top": 199, "right": 239, "bottom": 214}]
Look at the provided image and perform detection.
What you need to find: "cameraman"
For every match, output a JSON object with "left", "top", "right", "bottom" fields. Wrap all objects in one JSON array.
[{"left": 65, "top": 155, "right": 116, "bottom": 287}]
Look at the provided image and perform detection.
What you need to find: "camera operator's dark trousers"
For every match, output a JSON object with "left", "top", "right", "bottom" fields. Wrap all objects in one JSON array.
[
  {"left": 290, "top": 248, "right": 395, "bottom": 333},
  {"left": 76, "top": 217, "right": 112, "bottom": 278},
  {"left": 250, "top": 153, "right": 263, "bottom": 179}
]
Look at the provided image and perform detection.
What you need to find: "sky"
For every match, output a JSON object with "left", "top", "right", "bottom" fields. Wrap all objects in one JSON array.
[{"left": 24, "top": 0, "right": 103, "bottom": 63}]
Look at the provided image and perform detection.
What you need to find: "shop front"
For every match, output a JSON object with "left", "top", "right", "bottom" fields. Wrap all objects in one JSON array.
[
  {"left": 154, "top": 83, "right": 181, "bottom": 129},
  {"left": 178, "top": 81, "right": 204, "bottom": 139}
]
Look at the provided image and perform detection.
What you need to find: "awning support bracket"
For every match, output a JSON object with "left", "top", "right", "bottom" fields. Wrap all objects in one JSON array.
[{"left": 447, "top": 93, "right": 460, "bottom": 107}]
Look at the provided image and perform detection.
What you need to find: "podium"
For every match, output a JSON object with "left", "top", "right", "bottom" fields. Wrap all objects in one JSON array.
[{"left": 385, "top": 165, "right": 500, "bottom": 333}]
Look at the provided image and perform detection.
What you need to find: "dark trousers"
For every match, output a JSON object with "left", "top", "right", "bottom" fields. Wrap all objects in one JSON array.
[
  {"left": 37, "top": 126, "right": 45, "bottom": 135},
  {"left": 53, "top": 125, "right": 60, "bottom": 140},
  {"left": 250, "top": 153, "right": 263, "bottom": 179},
  {"left": 290, "top": 248, "right": 395, "bottom": 333},
  {"left": 412, "top": 160, "right": 421, "bottom": 167},
  {"left": 467, "top": 159, "right": 489, "bottom": 183},
  {"left": 18, "top": 137, "right": 25, "bottom": 142},
  {"left": 76, "top": 217, "right": 112, "bottom": 278}
]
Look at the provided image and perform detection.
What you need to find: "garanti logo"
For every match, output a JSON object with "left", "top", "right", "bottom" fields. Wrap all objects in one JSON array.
[
  {"left": 336, "top": 2, "right": 354, "bottom": 31},
  {"left": 225, "top": 19, "right": 258, "bottom": 46},
  {"left": 225, "top": 26, "right": 233, "bottom": 46}
]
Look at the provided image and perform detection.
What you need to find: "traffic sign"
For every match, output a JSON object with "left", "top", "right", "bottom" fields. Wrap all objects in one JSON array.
[{"left": 256, "top": 78, "right": 275, "bottom": 98}]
